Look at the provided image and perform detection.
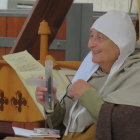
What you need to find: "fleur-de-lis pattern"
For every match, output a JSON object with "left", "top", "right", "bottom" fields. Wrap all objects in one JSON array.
[
  {"left": 0, "top": 90, "right": 8, "bottom": 111},
  {"left": 11, "top": 90, "right": 27, "bottom": 112}
]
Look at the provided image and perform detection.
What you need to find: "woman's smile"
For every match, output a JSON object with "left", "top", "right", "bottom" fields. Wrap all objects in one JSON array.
[{"left": 93, "top": 50, "right": 101, "bottom": 55}]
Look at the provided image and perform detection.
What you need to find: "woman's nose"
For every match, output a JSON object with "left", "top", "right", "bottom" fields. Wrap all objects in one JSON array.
[{"left": 88, "top": 38, "right": 97, "bottom": 49}]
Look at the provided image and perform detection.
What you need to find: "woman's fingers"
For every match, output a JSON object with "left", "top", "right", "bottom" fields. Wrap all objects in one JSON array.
[
  {"left": 36, "top": 92, "right": 44, "bottom": 99},
  {"left": 35, "top": 87, "right": 47, "bottom": 106},
  {"left": 35, "top": 86, "right": 58, "bottom": 106},
  {"left": 36, "top": 86, "right": 47, "bottom": 92}
]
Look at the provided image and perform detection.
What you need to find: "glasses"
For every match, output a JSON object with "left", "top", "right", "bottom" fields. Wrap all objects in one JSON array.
[{"left": 60, "top": 83, "right": 73, "bottom": 104}]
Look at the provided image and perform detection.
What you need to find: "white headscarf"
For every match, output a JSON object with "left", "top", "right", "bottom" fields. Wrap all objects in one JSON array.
[{"left": 72, "top": 10, "right": 136, "bottom": 93}]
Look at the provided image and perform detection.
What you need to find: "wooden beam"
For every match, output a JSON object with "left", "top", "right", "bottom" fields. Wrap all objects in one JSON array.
[{"left": 10, "top": 0, "right": 73, "bottom": 59}]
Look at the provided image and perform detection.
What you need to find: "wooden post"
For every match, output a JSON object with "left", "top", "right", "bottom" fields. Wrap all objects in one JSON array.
[{"left": 38, "top": 20, "right": 51, "bottom": 65}]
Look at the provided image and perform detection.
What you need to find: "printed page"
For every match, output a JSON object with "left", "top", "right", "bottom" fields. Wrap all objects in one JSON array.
[
  {"left": 12, "top": 127, "right": 60, "bottom": 138},
  {"left": 3, "top": 51, "right": 76, "bottom": 116},
  {"left": 3, "top": 50, "right": 45, "bottom": 118}
]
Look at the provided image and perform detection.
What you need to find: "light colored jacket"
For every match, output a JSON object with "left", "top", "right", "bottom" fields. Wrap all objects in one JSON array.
[{"left": 49, "top": 52, "right": 140, "bottom": 134}]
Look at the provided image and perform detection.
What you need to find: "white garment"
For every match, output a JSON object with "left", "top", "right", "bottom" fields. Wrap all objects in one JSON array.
[
  {"left": 72, "top": 51, "right": 99, "bottom": 83},
  {"left": 91, "top": 11, "right": 136, "bottom": 94},
  {"left": 64, "top": 10, "right": 136, "bottom": 135},
  {"left": 64, "top": 52, "right": 99, "bottom": 135}
]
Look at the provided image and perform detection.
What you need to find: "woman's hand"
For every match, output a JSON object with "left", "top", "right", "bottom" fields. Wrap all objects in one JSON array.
[
  {"left": 35, "top": 86, "right": 47, "bottom": 106},
  {"left": 35, "top": 86, "right": 57, "bottom": 106},
  {"left": 68, "top": 79, "right": 92, "bottom": 98}
]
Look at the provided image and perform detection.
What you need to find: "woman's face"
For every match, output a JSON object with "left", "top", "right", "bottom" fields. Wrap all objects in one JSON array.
[{"left": 88, "top": 29, "right": 120, "bottom": 66}]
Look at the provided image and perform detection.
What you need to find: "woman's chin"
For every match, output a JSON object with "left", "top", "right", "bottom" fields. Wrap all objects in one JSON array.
[{"left": 92, "top": 58, "right": 99, "bottom": 64}]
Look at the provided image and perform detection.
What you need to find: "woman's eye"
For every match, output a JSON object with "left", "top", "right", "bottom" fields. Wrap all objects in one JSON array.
[
  {"left": 98, "top": 36, "right": 102, "bottom": 38},
  {"left": 98, "top": 36, "right": 104, "bottom": 40},
  {"left": 90, "top": 34, "right": 93, "bottom": 38}
]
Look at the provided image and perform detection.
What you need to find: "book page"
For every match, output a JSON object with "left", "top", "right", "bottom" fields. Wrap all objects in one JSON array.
[
  {"left": 3, "top": 51, "right": 76, "bottom": 117},
  {"left": 3, "top": 50, "right": 45, "bottom": 118},
  {"left": 12, "top": 127, "right": 60, "bottom": 138}
]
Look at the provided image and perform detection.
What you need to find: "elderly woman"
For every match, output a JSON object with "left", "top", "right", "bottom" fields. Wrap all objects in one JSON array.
[{"left": 35, "top": 11, "right": 140, "bottom": 140}]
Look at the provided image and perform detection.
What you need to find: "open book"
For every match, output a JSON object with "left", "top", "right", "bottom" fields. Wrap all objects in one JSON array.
[
  {"left": 12, "top": 127, "right": 60, "bottom": 138},
  {"left": 3, "top": 50, "right": 76, "bottom": 118}
]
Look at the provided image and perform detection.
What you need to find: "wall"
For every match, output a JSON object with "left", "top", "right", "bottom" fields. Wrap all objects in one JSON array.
[
  {"left": 0, "top": 15, "right": 26, "bottom": 59},
  {"left": 0, "top": 0, "right": 138, "bottom": 13},
  {"left": 74, "top": 0, "right": 138, "bottom": 13},
  {"left": 0, "top": 10, "right": 66, "bottom": 60}
]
